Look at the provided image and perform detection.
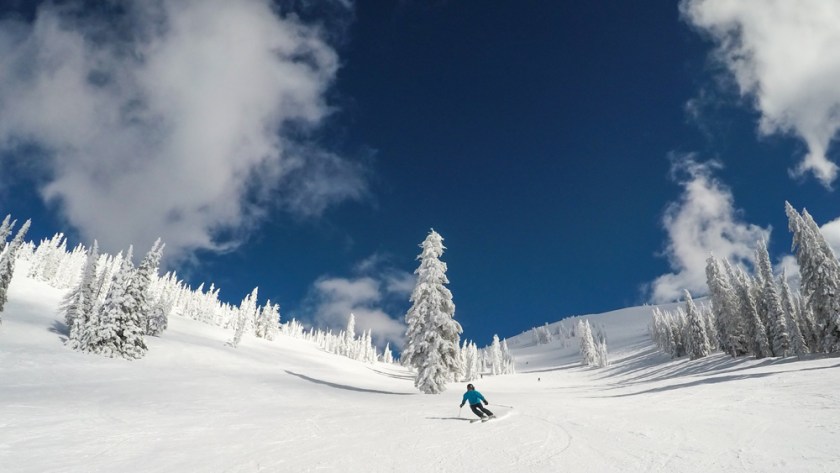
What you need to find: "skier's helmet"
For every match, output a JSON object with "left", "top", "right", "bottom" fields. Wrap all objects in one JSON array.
[{"left": 467, "top": 384, "right": 474, "bottom": 390}]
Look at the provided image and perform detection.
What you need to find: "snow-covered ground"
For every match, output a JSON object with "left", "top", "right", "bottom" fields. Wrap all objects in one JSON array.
[{"left": 2, "top": 275, "right": 839, "bottom": 472}]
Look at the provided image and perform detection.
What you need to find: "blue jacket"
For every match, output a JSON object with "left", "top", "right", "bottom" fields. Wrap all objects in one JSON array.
[{"left": 462, "top": 390, "right": 486, "bottom": 406}]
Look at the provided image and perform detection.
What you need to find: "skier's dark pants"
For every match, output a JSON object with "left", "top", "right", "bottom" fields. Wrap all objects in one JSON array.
[{"left": 470, "top": 403, "right": 494, "bottom": 418}]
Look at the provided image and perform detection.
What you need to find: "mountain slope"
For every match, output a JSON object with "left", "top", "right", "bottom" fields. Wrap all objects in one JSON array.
[{"left": 1, "top": 276, "right": 838, "bottom": 472}]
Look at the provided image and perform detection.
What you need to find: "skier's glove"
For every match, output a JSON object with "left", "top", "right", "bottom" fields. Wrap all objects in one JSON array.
[
  {"left": 483, "top": 400, "right": 488, "bottom": 405},
  {"left": 459, "top": 403, "right": 464, "bottom": 408}
]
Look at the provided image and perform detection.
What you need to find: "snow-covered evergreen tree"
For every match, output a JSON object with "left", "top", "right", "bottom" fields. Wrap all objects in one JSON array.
[
  {"left": 763, "top": 275, "right": 790, "bottom": 357},
  {"left": 383, "top": 343, "right": 394, "bottom": 364},
  {"left": 0, "top": 215, "right": 14, "bottom": 250},
  {"left": 578, "top": 320, "right": 598, "bottom": 366},
  {"left": 488, "top": 335, "right": 503, "bottom": 375},
  {"left": 402, "top": 230, "right": 462, "bottom": 394},
  {"left": 344, "top": 313, "right": 356, "bottom": 358},
  {"left": 62, "top": 241, "right": 99, "bottom": 336},
  {"left": 684, "top": 290, "right": 712, "bottom": 360},
  {"left": 228, "top": 288, "right": 258, "bottom": 348},
  {"left": 787, "top": 202, "right": 840, "bottom": 352},
  {"left": 710, "top": 258, "right": 748, "bottom": 356},
  {"left": 779, "top": 269, "right": 809, "bottom": 356},
  {"left": 131, "top": 239, "right": 164, "bottom": 337},
  {"left": 460, "top": 341, "right": 481, "bottom": 381},
  {"left": 753, "top": 239, "right": 776, "bottom": 337},
  {"left": 651, "top": 307, "right": 689, "bottom": 359},
  {"left": 255, "top": 300, "right": 280, "bottom": 340},
  {"left": 729, "top": 264, "right": 771, "bottom": 358},
  {"left": 228, "top": 309, "right": 247, "bottom": 348},
  {"left": 88, "top": 247, "right": 148, "bottom": 359},
  {"left": 0, "top": 219, "right": 30, "bottom": 316}
]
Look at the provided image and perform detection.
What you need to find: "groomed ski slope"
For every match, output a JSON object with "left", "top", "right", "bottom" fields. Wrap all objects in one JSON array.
[{"left": 2, "top": 276, "right": 839, "bottom": 472}]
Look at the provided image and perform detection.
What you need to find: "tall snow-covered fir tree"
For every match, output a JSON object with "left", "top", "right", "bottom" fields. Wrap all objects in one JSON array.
[
  {"left": 787, "top": 202, "right": 840, "bottom": 352},
  {"left": 710, "top": 257, "right": 748, "bottom": 356},
  {"left": 63, "top": 240, "right": 99, "bottom": 336},
  {"left": 0, "top": 215, "right": 14, "bottom": 250},
  {"left": 753, "top": 240, "right": 775, "bottom": 334},
  {"left": 684, "top": 290, "right": 712, "bottom": 360},
  {"left": 228, "top": 287, "right": 258, "bottom": 348},
  {"left": 488, "top": 334, "right": 503, "bottom": 375},
  {"left": 344, "top": 313, "right": 356, "bottom": 358},
  {"left": 402, "top": 230, "right": 462, "bottom": 394},
  {"left": 89, "top": 246, "right": 149, "bottom": 359},
  {"left": 763, "top": 275, "right": 790, "bottom": 357},
  {"left": 578, "top": 319, "right": 598, "bottom": 366},
  {"left": 132, "top": 239, "right": 164, "bottom": 337},
  {"left": 0, "top": 219, "right": 30, "bottom": 316},
  {"left": 727, "top": 262, "right": 771, "bottom": 358},
  {"left": 779, "top": 269, "right": 809, "bottom": 356}
]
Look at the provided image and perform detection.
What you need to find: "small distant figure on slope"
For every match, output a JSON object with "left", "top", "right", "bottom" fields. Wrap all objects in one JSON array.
[{"left": 460, "top": 383, "right": 495, "bottom": 420}]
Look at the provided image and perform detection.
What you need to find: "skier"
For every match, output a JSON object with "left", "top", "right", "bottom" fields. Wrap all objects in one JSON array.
[{"left": 460, "top": 383, "right": 495, "bottom": 420}]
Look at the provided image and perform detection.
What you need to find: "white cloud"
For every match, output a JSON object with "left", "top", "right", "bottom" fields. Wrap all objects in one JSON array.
[
  {"left": 308, "top": 276, "right": 407, "bottom": 349},
  {"left": 0, "top": 0, "right": 365, "bottom": 259},
  {"left": 649, "top": 156, "right": 770, "bottom": 303},
  {"left": 305, "top": 252, "right": 415, "bottom": 349},
  {"left": 775, "top": 254, "right": 801, "bottom": 289},
  {"left": 820, "top": 217, "right": 840, "bottom": 257},
  {"left": 682, "top": 0, "right": 840, "bottom": 187}
]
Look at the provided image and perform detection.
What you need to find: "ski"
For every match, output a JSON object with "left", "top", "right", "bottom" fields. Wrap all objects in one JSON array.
[{"left": 470, "top": 416, "right": 496, "bottom": 423}]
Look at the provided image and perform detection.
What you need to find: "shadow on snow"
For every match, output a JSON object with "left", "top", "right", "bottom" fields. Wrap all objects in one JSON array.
[
  {"left": 284, "top": 370, "right": 415, "bottom": 396},
  {"left": 426, "top": 417, "right": 473, "bottom": 422}
]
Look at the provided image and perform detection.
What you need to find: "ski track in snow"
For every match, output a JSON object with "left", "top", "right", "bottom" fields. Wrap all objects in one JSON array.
[{"left": 2, "top": 276, "right": 840, "bottom": 472}]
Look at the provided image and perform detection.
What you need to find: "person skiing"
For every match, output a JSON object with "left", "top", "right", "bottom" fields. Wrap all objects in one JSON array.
[{"left": 460, "top": 383, "right": 495, "bottom": 420}]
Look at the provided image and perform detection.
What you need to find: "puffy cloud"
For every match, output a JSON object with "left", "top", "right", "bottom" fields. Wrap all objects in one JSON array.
[
  {"left": 820, "top": 217, "right": 840, "bottom": 257},
  {"left": 0, "top": 0, "right": 365, "bottom": 258},
  {"left": 307, "top": 275, "right": 408, "bottom": 349},
  {"left": 682, "top": 0, "right": 840, "bottom": 187},
  {"left": 649, "top": 155, "right": 770, "bottom": 303},
  {"left": 306, "top": 253, "right": 414, "bottom": 349}
]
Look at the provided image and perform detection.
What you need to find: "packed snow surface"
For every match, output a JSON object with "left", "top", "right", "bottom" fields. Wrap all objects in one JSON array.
[{"left": 2, "top": 276, "right": 839, "bottom": 472}]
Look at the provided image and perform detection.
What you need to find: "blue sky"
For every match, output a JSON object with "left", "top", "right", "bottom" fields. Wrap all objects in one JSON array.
[{"left": 1, "top": 0, "right": 839, "bottom": 349}]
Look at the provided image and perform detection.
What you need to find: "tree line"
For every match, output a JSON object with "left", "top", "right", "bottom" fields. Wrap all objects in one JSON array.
[{"left": 652, "top": 202, "right": 837, "bottom": 361}]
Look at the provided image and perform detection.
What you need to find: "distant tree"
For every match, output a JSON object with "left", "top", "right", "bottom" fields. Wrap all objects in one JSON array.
[
  {"left": 460, "top": 341, "right": 481, "bottom": 381},
  {"left": 402, "top": 230, "right": 462, "bottom": 394},
  {"left": 344, "top": 313, "right": 356, "bottom": 358},
  {"left": 255, "top": 300, "right": 280, "bottom": 341},
  {"left": 651, "top": 307, "right": 689, "bottom": 358},
  {"left": 488, "top": 335, "right": 503, "bottom": 375},
  {"left": 383, "top": 343, "right": 394, "bottom": 364},
  {"left": 499, "top": 338, "right": 516, "bottom": 373},
  {"left": 228, "top": 288, "right": 258, "bottom": 348},
  {"left": 578, "top": 320, "right": 598, "bottom": 366},
  {"left": 0, "top": 219, "right": 30, "bottom": 317}
]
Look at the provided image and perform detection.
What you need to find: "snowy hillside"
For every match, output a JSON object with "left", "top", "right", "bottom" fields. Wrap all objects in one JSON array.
[{"left": 2, "top": 274, "right": 839, "bottom": 472}]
